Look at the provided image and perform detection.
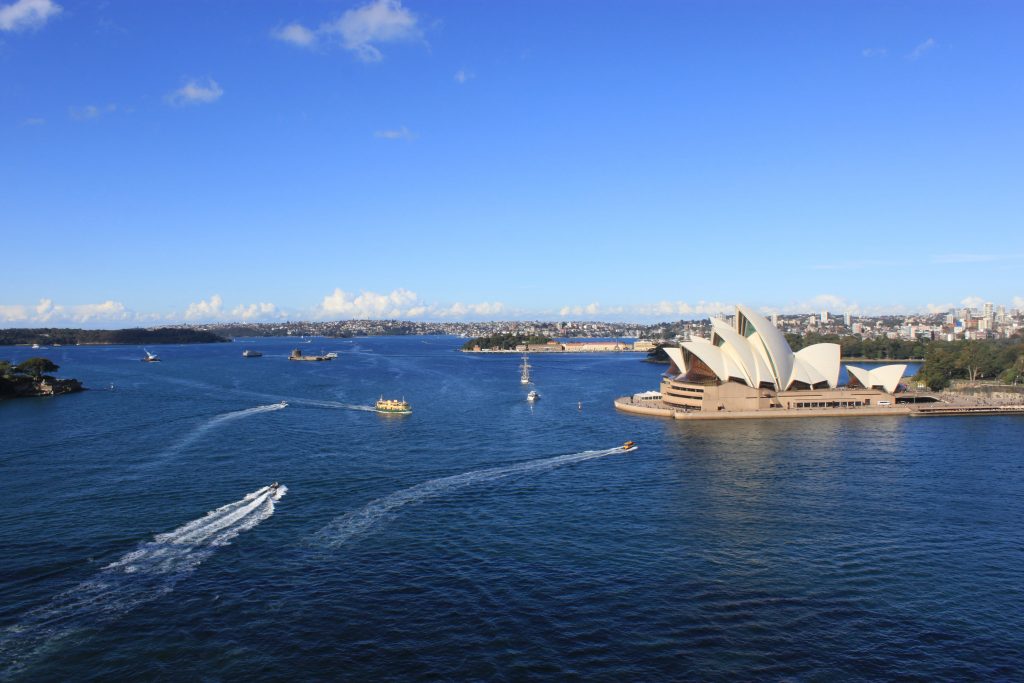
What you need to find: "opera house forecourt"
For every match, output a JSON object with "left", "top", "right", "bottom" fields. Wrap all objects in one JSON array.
[{"left": 616, "top": 305, "right": 916, "bottom": 420}]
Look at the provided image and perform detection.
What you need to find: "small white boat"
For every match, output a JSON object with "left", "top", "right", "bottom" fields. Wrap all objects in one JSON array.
[
  {"left": 31, "top": 343, "right": 40, "bottom": 349},
  {"left": 142, "top": 349, "right": 161, "bottom": 362},
  {"left": 323, "top": 352, "right": 338, "bottom": 359},
  {"left": 527, "top": 390, "right": 539, "bottom": 402}
]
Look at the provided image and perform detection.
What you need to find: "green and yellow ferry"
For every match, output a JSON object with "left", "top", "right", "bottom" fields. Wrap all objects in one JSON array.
[{"left": 375, "top": 397, "right": 412, "bottom": 415}]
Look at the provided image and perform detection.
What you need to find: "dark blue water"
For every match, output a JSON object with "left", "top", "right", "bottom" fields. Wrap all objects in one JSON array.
[{"left": 1, "top": 337, "right": 1021, "bottom": 680}]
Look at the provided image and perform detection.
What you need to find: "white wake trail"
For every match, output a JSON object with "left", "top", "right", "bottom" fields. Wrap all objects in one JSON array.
[
  {"left": 175, "top": 402, "right": 287, "bottom": 449},
  {"left": 0, "top": 485, "right": 286, "bottom": 676},
  {"left": 314, "top": 447, "right": 626, "bottom": 549}
]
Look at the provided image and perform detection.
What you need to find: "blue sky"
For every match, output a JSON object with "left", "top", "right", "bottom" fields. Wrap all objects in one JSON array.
[{"left": 1, "top": 0, "right": 1022, "bottom": 324}]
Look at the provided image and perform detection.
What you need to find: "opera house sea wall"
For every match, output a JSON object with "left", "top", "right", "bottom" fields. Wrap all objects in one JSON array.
[{"left": 616, "top": 305, "right": 910, "bottom": 419}]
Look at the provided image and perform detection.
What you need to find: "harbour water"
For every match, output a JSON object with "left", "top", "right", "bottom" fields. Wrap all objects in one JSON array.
[{"left": 1, "top": 337, "right": 1022, "bottom": 679}]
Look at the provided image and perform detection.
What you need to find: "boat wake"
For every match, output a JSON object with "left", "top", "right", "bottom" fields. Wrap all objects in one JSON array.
[
  {"left": 166, "top": 402, "right": 287, "bottom": 456},
  {"left": 313, "top": 447, "right": 625, "bottom": 549},
  {"left": 0, "top": 485, "right": 285, "bottom": 675},
  {"left": 280, "top": 398, "right": 376, "bottom": 412}
]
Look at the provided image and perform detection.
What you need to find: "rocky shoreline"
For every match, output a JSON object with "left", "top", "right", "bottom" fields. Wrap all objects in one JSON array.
[{"left": 0, "top": 376, "right": 84, "bottom": 400}]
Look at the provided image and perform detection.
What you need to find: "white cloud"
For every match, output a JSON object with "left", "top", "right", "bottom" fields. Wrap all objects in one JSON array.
[
  {"left": 273, "top": 0, "right": 421, "bottom": 62},
  {"left": 0, "top": 0, "right": 61, "bottom": 32},
  {"left": 0, "top": 298, "right": 133, "bottom": 324},
  {"left": 908, "top": 37, "right": 936, "bottom": 60},
  {"left": 165, "top": 78, "right": 224, "bottom": 106},
  {"left": 231, "top": 302, "right": 280, "bottom": 320},
  {"left": 454, "top": 68, "right": 473, "bottom": 84},
  {"left": 434, "top": 301, "right": 505, "bottom": 317},
  {"left": 959, "top": 295, "right": 985, "bottom": 310},
  {"left": 314, "top": 289, "right": 505, "bottom": 320},
  {"left": 628, "top": 300, "right": 732, "bottom": 318},
  {"left": 328, "top": 0, "right": 420, "bottom": 62},
  {"left": 925, "top": 303, "right": 954, "bottom": 314},
  {"left": 69, "top": 103, "right": 117, "bottom": 121},
  {"left": 558, "top": 303, "right": 603, "bottom": 317},
  {"left": 0, "top": 304, "right": 29, "bottom": 321},
  {"left": 71, "top": 300, "right": 130, "bottom": 322},
  {"left": 34, "top": 297, "right": 57, "bottom": 321},
  {"left": 184, "top": 294, "right": 225, "bottom": 320},
  {"left": 861, "top": 47, "right": 887, "bottom": 58},
  {"left": 374, "top": 125, "right": 415, "bottom": 140},
  {"left": 1013, "top": 297, "right": 1024, "bottom": 310},
  {"left": 272, "top": 22, "right": 316, "bottom": 47},
  {"left": 318, "top": 288, "right": 418, "bottom": 318}
]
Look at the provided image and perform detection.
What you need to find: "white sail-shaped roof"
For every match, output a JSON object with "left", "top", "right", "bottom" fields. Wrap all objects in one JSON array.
[
  {"left": 736, "top": 304, "right": 794, "bottom": 390},
  {"left": 667, "top": 305, "right": 841, "bottom": 392},
  {"left": 795, "top": 343, "right": 841, "bottom": 388},
  {"left": 846, "top": 364, "right": 906, "bottom": 394},
  {"left": 711, "top": 318, "right": 776, "bottom": 388},
  {"left": 663, "top": 346, "right": 687, "bottom": 376}
]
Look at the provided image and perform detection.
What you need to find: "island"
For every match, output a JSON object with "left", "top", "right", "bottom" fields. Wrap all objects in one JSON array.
[
  {"left": 461, "top": 333, "right": 642, "bottom": 353},
  {"left": 0, "top": 327, "right": 230, "bottom": 346},
  {"left": 0, "top": 357, "right": 83, "bottom": 399},
  {"left": 461, "top": 333, "right": 555, "bottom": 351},
  {"left": 288, "top": 348, "right": 333, "bottom": 362}
]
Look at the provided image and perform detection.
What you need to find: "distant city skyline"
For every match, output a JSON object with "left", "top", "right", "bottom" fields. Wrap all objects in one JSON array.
[
  {"left": 1, "top": 290, "right": 1022, "bottom": 327},
  {"left": 2, "top": 0, "right": 1022, "bottom": 325}
]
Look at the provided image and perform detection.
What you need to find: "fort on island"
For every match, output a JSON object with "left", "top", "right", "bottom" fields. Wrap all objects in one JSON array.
[{"left": 616, "top": 304, "right": 1024, "bottom": 420}]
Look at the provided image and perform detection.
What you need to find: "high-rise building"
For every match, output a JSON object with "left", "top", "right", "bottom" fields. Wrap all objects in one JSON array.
[
  {"left": 821, "top": 311, "right": 829, "bottom": 324},
  {"left": 843, "top": 312, "right": 852, "bottom": 326},
  {"left": 771, "top": 312, "right": 778, "bottom": 327},
  {"left": 852, "top": 322, "right": 863, "bottom": 334},
  {"left": 984, "top": 302, "right": 994, "bottom": 320}
]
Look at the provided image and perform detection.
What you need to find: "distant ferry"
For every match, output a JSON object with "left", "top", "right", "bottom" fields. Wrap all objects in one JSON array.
[
  {"left": 242, "top": 350, "right": 263, "bottom": 358},
  {"left": 142, "top": 349, "right": 160, "bottom": 362},
  {"left": 376, "top": 397, "right": 412, "bottom": 414},
  {"left": 527, "top": 390, "right": 539, "bottom": 402}
]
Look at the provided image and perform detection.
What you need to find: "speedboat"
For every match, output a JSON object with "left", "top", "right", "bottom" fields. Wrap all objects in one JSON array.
[
  {"left": 278, "top": 401, "right": 288, "bottom": 408},
  {"left": 268, "top": 482, "right": 287, "bottom": 500},
  {"left": 623, "top": 441, "right": 637, "bottom": 451},
  {"left": 527, "top": 390, "right": 539, "bottom": 402}
]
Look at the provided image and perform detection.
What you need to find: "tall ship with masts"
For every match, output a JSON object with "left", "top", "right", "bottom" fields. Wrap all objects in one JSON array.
[{"left": 519, "top": 355, "right": 532, "bottom": 384}]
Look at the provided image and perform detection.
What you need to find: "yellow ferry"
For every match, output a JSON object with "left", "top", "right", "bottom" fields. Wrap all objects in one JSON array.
[{"left": 375, "top": 397, "right": 412, "bottom": 415}]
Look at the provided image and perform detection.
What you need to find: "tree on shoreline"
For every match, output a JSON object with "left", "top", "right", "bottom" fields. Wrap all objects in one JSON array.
[
  {"left": 15, "top": 357, "right": 59, "bottom": 379},
  {"left": 915, "top": 339, "right": 1023, "bottom": 390}
]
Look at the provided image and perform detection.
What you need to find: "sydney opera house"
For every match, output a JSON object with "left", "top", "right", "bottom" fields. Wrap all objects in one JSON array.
[{"left": 621, "top": 305, "right": 908, "bottom": 416}]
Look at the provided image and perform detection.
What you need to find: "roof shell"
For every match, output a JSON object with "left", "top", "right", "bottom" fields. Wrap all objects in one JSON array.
[{"left": 846, "top": 364, "right": 907, "bottom": 393}]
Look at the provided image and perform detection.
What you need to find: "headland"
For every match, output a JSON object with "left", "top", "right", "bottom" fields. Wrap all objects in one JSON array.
[
  {"left": 0, "top": 357, "right": 83, "bottom": 400},
  {"left": 0, "top": 327, "right": 229, "bottom": 346},
  {"left": 616, "top": 304, "right": 1024, "bottom": 421}
]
